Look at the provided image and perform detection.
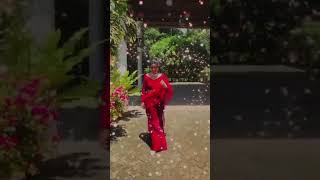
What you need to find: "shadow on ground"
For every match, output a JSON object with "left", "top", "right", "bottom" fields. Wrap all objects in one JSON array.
[
  {"left": 139, "top": 132, "right": 151, "bottom": 148},
  {"left": 110, "top": 110, "right": 144, "bottom": 142},
  {"left": 117, "top": 110, "right": 144, "bottom": 122},
  {"left": 110, "top": 124, "right": 127, "bottom": 142},
  {"left": 25, "top": 152, "right": 107, "bottom": 180}
]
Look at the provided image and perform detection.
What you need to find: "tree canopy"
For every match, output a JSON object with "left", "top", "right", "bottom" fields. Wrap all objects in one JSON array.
[{"left": 128, "top": 28, "right": 210, "bottom": 82}]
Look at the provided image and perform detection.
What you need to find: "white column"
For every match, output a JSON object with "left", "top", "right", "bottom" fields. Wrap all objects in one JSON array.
[
  {"left": 25, "top": 0, "right": 55, "bottom": 44},
  {"left": 137, "top": 21, "right": 144, "bottom": 88},
  {"left": 117, "top": 40, "right": 128, "bottom": 75},
  {"left": 89, "top": 0, "right": 104, "bottom": 82}
]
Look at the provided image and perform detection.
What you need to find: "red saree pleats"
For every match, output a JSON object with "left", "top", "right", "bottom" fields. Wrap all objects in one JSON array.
[
  {"left": 146, "top": 104, "right": 167, "bottom": 151},
  {"left": 141, "top": 73, "right": 173, "bottom": 152}
]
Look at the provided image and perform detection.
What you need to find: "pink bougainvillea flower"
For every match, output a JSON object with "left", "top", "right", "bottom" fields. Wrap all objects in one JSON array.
[
  {"left": 110, "top": 101, "right": 116, "bottom": 108},
  {"left": 0, "top": 135, "right": 20, "bottom": 148},
  {"left": 20, "top": 79, "right": 41, "bottom": 98},
  {"left": 13, "top": 78, "right": 42, "bottom": 108},
  {"left": 120, "top": 95, "right": 128, "bottom": 101},
  {"left": 14, "top": 94, "right": 28, "bottom": 106},
  {"left": 31, "top": 105, "right": 50, "bottom": 125}
]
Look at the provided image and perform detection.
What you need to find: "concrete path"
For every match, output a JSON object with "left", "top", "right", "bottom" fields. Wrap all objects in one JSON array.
[{"left": 110, "top": 106, "right": 210, "bottom": 180}]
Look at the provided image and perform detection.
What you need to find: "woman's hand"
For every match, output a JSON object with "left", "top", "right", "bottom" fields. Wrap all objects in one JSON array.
[
  {"left": 160, "top": 80, "right": 168, "bottom": 88},
  {"left": 141, "top": 102, "right": 145, "bottom": 109}
]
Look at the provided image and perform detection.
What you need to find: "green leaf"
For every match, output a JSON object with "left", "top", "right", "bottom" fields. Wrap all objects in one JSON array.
[
  {"left": 62, "top": 27, "right": 88, "bottom": 57},
  {"left": 40, "top": 29, "right": 61, "bottom": 52},
  {"left": 128, "top": 87, "right": 140, "bottom": 96}
]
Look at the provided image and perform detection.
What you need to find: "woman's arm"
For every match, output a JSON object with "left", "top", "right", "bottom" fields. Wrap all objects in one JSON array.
[
  {"left": 161, "top": 74, "right": 174, "bottom": 105},
  {"left": 162, "top": 74, "right": 172, "bottom": 89}
]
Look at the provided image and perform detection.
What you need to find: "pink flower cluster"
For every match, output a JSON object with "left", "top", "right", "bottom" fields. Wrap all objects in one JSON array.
[
  {"left": 110, "top": 86, "right": 129, "bottom": 108},
  {"left": 110, "top": 86, "right": 129, "bottom": 121},
  {"left": 0, "top": 78, "right": 59, "bottom": 148},
  {"left": 0, "top": 135, "right": 20, "bottom": 149},
  {"left": 0, "top": 77, "right": 62, "bottom": 177},
  {"left": 4, "top": 79, "right": 58, "bottom": 123}
]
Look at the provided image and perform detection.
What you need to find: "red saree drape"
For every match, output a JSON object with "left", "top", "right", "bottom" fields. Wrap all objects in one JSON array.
[{"left": 141, "top": 73, "right": 173, "bottom": 152}]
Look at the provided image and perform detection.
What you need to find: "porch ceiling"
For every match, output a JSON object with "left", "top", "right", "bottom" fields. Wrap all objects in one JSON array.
[{"left": 128, "top": 0, "right": 210, "bottom": 28}]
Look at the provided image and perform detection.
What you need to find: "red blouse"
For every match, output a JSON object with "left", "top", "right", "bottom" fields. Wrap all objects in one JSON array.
[{"left": 141, "top": 73, "right": 173, "bottom": 108}]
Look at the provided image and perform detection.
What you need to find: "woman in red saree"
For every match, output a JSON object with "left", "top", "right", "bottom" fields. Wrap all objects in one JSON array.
[{"left": 141, "top": 62, "right": 173, "bottom": 152}]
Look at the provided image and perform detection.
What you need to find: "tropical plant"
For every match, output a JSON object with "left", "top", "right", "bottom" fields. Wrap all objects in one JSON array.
[
  {"left": 0, "top": 4, "right": 103, "bottom": 178},
  {"left": 111, "top": 69, "right": 140, "bottom": 96},
  {"left": 0, "top": 0, "right": 106, "bottom": 178},
  {"left": 110, "top": 0, "right": 136, "bottom": 55},
  {"left": 110, "top": 60, "right": 139, "bottom": 123},
  {"left": 0, "top": 24, "right": 101, "bottom": 108},
  {"left": 144, "top": 28, "right": 169, "bottom": 48},
  {"left": 110, "top": 54, "right": 139, "bottom": 96},
  {"left": 110, "top": 85, "right": 129, "bottom": 121},
  {"left": 109, "top": 54, "right": 138, "bottom": 121}
]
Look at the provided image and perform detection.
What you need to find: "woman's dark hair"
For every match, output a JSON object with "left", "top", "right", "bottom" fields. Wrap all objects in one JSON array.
[{"left": 150, "top": 60, "right": 160, "bottom": 67}]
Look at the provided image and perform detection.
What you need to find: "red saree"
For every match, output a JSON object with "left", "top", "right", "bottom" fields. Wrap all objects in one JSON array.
[{"left": 141, "top": 73, "right": 173, "bottom": 152}]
